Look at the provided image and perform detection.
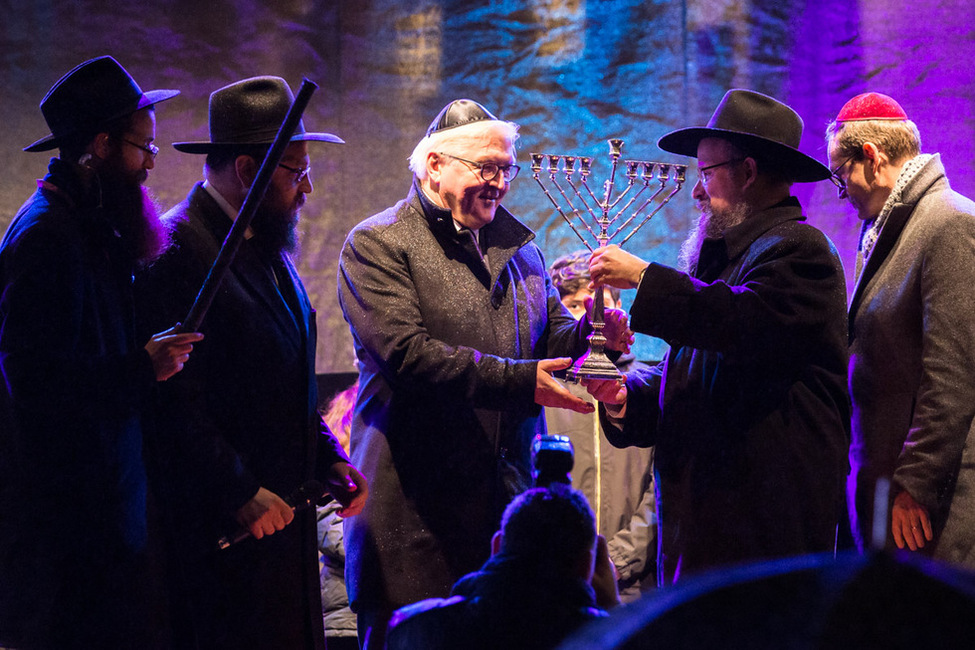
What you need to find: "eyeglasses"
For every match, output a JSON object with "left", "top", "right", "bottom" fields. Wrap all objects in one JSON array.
[
  {"left": 121, "top": 138, "right": 159, "bottom": 160},
  {"left": 697, "top": 158, "right": 744, "bottom": 186},
  {"left": 278, "top": 163, "right": 312, "bottom": 186},
  {"left": 438, "top": 152, "right": 520, "bottom": 182},
  {"left": 828, "top": 155, "right": 856, "bottom": 194}
]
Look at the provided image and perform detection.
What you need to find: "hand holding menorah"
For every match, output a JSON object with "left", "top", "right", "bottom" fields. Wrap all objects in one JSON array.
[{"left": 531, "top": 139, "right": 687, "bottom": 382}]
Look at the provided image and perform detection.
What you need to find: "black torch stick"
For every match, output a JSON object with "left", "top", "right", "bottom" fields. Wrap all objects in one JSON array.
[{"left": 181, "top": 78, "right": 318, "bottom": 332}]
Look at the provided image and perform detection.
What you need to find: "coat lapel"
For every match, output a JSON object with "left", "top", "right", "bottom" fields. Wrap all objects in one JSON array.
[
  {"left": 848, "top": 203, "right": 913, "bottom": 333},
  {"left": 190, "top": 185, "right": 303, "bottom": 347},
  {"left": 234, "top": 242, "right": 304, "bottom": 345},
  {"left": 849, "top": 156, "right": 946, "bottom": 338}
]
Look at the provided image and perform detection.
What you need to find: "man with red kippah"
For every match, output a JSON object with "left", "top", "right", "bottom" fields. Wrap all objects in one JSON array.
[{"left": 826, "top": 92, "right": 975, "bottom": 566}]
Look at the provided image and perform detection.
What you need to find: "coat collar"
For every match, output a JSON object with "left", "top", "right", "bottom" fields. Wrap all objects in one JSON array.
[
  {"left": 695, "top": 196, "right": 804, "bottom": 280},
  {"left": 848, "top": 154, "right": 946, "bottom": 334},
  {"left": 410, "top": 180, "right": 536, "bottom": 288}
]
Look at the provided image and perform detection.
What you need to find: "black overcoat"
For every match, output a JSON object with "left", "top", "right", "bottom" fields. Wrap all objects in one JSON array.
[
  {"left": 0, "top": 159, "right": 159, "bottom": 648},
  {"left": 135, "top": 183, "right": 348, "bottom": 650},
  {"left": 605, "top": 198, "right": 851, "bottom": 585},
  {"left": 338, "top": 185, "right": 589, "bottom": 611}
]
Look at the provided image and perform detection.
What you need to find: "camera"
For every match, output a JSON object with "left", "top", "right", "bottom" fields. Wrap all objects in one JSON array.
[{"left": 531, "top": 434, "right": 574, "bottom": 488}]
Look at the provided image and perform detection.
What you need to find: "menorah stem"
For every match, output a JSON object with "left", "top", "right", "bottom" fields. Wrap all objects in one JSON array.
[
  {"left": 564, "top": 284, "right": 621, "bottom": 384},
  {"left": 530, "top": 143, "right": 686, "bottom": 383}
]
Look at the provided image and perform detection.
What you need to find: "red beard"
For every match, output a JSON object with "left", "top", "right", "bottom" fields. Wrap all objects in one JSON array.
[{"left": 98, "top": 161, "right": 168, "bottom": 266}]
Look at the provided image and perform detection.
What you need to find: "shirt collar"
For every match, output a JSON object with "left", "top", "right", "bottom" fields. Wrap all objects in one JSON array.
[
  {"left": 415, "top": 180, "right": 482, "bottom": 239},
  {"left": 203, "top": 181, "right": 255, "bottom": 239},
  {"left": 202, "top": 180, "right": 238, "bottom": 220}
]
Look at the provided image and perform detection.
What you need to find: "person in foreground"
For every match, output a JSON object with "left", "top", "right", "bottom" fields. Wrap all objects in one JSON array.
[
  {"left": 586, "top": 89, "right": 851, "bottom": 585},
  {"left": 135, "top": 76, "right": 367, "bottom": 649},
  {"left": 826, "top": 92, "right": 975, "bottom": 563},
  {"left": 338, "top": 98, "right": 631, "bottom": 648},
  {"left": 0, "top": 55, "right": 201, "bottom": 650},
  {"left": 385, "top": 483, "right": 619, "bottom": 650}
]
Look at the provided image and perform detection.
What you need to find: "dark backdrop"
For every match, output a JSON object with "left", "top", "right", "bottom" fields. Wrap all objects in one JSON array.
[{"left": 3, "top": 0, "right": 973, "bottom": 369}]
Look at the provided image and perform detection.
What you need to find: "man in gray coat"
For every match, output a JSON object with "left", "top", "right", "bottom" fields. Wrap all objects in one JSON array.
[
  {"left": 337, "top": 99, "right": 630, "bottom": 648},
  {"left": 826, "top": 92, "right": 975, "bottom": 564}
]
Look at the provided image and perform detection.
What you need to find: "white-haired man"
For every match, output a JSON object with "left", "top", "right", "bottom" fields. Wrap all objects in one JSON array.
[{"left": 338, "top": 99, "right": 631, "bottom": 648}]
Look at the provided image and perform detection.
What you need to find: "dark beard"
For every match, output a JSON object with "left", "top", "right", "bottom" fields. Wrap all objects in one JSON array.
[
  {"left": 249, "top": 189, "right": 301, "bottom": 258},
  {"left": 98, "top": 163, "right": 168, "bottom": 266}
]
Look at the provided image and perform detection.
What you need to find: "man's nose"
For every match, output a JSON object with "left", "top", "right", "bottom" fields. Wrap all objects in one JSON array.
[
  {"left": 488, "top": 171, "right": 507, "bottom": 189},
  {"left": 692, "top": 178, "right": 707, "bottom": 200}
]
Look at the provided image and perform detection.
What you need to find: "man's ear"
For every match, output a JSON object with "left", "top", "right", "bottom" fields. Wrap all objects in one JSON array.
[
  {"left": 89, "top": 132, "right": 113, "bottom": 162},
  {"left": 862, "top": 142, "right": 886, "bottom": 174},
  {"left": 490, "top": 530, "right": 502, "bottom": 557},
  {"left": 426, "top": 151, "right": 443, "bottom": 185},
  {"left": 740, "top": 156, "right": 760, "bottom": 191},
  {"left": 234, "top": 155, "right": 259, "bottom": 190}
]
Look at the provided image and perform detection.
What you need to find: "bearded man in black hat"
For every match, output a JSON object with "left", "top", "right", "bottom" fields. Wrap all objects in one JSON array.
[
  {"left": 337, "top": 99, "right": 632, "bottom": 648},
  {"left": 0, "top": 56, "right": 203, "bottom": 649},
  {"left": 134, "top": 76, "right": 368, "bottom": 650},
  {"left": 586, "top": 89, "right": 851, "bottom": 585}
]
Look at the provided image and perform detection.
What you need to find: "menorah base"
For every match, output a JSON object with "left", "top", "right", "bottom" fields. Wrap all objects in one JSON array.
[{"left": 564, "top": 348, "right": 624, "bottom": 384}]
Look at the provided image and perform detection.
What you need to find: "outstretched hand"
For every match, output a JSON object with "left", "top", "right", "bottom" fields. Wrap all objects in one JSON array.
[
  {"left": 535, "top": 358, "right": 595, "bottom": 414},
  {"left": 584, "top": 377, "right": 627, "bottom": 406}
]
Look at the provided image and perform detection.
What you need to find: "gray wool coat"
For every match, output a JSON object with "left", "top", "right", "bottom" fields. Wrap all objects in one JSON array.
[
  {"left": 848, "top": 154, "right": 975, "bottom": 566},
  {"left": 338, "top": 184, "right": 589, "bottom": 612}
]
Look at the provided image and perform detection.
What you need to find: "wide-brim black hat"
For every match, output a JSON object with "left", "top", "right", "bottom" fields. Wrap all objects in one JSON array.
[
  {"left": 173, "top": 76, "right": 343, "bottom": 153},
  {"left": 657, "top": 89, "right": 830, "bottom": 183},
  {"left": 25, "top": 55, "right": 179, "bottom": 153}
]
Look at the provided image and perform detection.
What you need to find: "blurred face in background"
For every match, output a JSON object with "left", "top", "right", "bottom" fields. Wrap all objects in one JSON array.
[{"left": 560, "top": 287, "right": 620, "bottom": 321}]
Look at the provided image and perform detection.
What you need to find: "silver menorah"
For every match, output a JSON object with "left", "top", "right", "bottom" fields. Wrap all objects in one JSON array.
[{"left": 531, "top": 138, "right": 687, "bottom": 382}]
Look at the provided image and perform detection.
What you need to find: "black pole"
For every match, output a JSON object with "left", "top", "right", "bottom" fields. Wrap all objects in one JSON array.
[{"left": 181, "top": 78, "right": 319, "bottom": 331}]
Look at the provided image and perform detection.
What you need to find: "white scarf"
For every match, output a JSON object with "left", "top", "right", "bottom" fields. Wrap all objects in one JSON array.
[{"left": 859, "top": 154, "right": 933, "bottom": 269}]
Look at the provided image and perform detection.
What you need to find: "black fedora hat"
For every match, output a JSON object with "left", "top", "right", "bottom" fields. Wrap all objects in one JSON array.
[
  {"left": 173, "top": 76, "right": 343, "bottom": 154},
  {"left": 25, "top": 56, "right": 180, "bottom": 153},
  {"left": 425, "top": 99, "right": 500, "bottom": 137},
  {"left": 657, "top": 89, "right": 830, "bottom": 183}
]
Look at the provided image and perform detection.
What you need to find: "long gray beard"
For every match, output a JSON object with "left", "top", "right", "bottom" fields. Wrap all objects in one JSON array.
[{"left": 677, "top": 202, "right": 750, "bottom": 273}]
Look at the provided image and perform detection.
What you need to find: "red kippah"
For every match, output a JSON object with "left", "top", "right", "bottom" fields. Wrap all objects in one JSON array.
[{"left": 835, "top": 92, "right": 908, "bottom": 122}]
